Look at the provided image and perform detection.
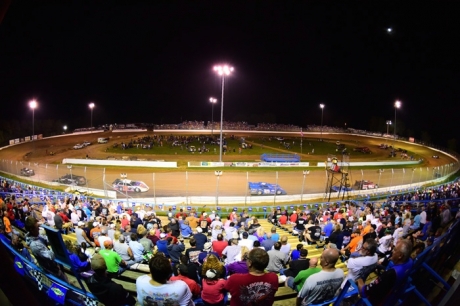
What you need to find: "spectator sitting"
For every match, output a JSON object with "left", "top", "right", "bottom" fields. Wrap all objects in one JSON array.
[
  {"left": 202, "top": 268, "right": 227, "bottom": 306},
  {"left": 279, "top": 235, "right": 292, "bottom": 257},
  {"left": 180, "top": 220, "right": 193, "bottom": 238},
  {"left": 283, "top": 248, "right": 309, "bottom": 278},
  {"left": 156, "top": 233, "right": 169, "bottom": 257},
  {"left": 138, "top": 226, "right": 154, "bottom": 253},
  {"left": 85, "top": 254, "right": 136, "bottom": 306},
  {"left": 212, "top": 233, "right": 228, "bottom": 258},
  {"left": 199, "top": 242, "right": 220, "bottom": 264},
  {"left": 172, "top": 254, "right": 200, "bottom": 284},
  {"left": 136, "top": 253, "right": 193, "bottom": 305},
  {"left": 113, "top": 234, "right": 136, "bottom": 267},
  {"left": 201, "top": 254, "right": 225, "bottom": 281},
  {"left": 128, "top": 233, "right": 145, "bottom": 263},
  {"left": 167, "top": 236, "right": 186, "bottom": 264},
  {"left": 262, "top": 232, "right": 276, "bottom": 251},
  {"left": 185, "top": 237, "right": 201, "bottom": 265},
  {"left": 224, "top": 248, "right": 279, "bottom": 306},
  {"left": 222, "top": 238, "right": 241, "bottom": 264},
  {"left": 98, "top": 228, "right": 112, "bottom": 250},
  {"left": 297, "top": 249, "right": 344, "bottom": 305},
  {"left": 290, "top": 243, "right": 303, "bottom": 261},
  {"left": 226, "top": 247, "right": 250, "bottom": 276},
  {"left": 286, "top": 257, "right": 320, "bottom": 292},
  {"left": 267, "top": 242, "right": 288, "bottom": 273},
  {"left": 65, "top": 240, "right": 91, "bottom": 272},
  {"left": 99, "top": 240, "right": 128, "bottom": 278},
  {"left": 170, "top": 264, "right": 201, "bottom": 298},
  {"left": 193, "top": 227, "right": 208, "bottom": 250}
]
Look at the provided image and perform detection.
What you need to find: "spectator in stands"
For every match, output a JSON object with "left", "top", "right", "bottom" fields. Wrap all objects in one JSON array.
[
  {"left": 180, "top": 220, "right": 193, "bottom": 238},
  {"left": 25, "top": 217, "right": 68, "bottom": 282},
  {"left": 297, "top": 248, "right": 344, "bottom": 305},
  {"left": 283, "top": 248, "right": 310, "bottom": 278},
  {"left": 279, "top": 235, "right": 292, "bottom": 257},
  {"left": 128, "top": 233, "right": 145, "bottom": 263},
  {"left": 113, "top": 234, "right": 135, "bottom": 267},
  {"left": 100, "top": 240, "right": 128, "bottom": 278},
  {"left": 358, "top": 239, "right": 413, "bottom": 305},
  {"left": 146, "top": 228, "right": 159, "bottom": 246},
  {"left": 98, "top": 228, "right": 112, "bottom": 250},
  {"left": 202, "top": 268, "right": 227, "bottom": 306},
  {"left": 262, "top": 232, "right": 276, "bottom": 251},
  {"left": 185, "top": 237, "right": 201, "bottom": 265},
  {"left": 377, "top": 229, "right": 393, "bottom": 257},
  {"left": 156, "top": 233, "right": 169, "bottom": 257},
  {"left": 172, "top": 254, "right": 200, "bottom": 284},
  {"left": 199, "top": 212, "right": 212, "bottom": 234},
  {"left": 342, "top": 238, "right": 378, "bottom": 287},
  {"left": 225, "top": 248, "right": 278, "bottom": 306},
  {"left": 90, "top": 222, "right": 102, "bottom": 246},
  {"left": 193, "top": 227, "right": 208, "bottom": 250},
  {"left": 266, "top": 226, "right": 280, "bottom": 242},
  {"left": 168, "top": 237, "right": 186, "bottom": 264},
  {"left": 286, "top": 257, "right": 320, "bottom": 292},
  {"left": 202, "top": 253, "right": 225, "bottom": 279},
  {"left": 199, "top": 242, "right": 220, "bottom": 264},
  {"left": 186, "top": 212, "right": 199, "bottom": 229},
  {"left": 238, "top": 232, "right": 254, "bottom": 250},
  {"left": 222, "top": 238, "right": 241, "bottom": 264},
  {"left": 226, "top": 247, "right": 250, "bottom": 275},
  {"left": 138, "top": 226, "right": 153, "bottom": 253},
  {"left": 224, "top": 222, "right": 237, "bottom": 240},
  {"left": 75, "top": 221, "right": 95, "bottom": 247},
  {"left": 266, "top": 242, "right": 288, "bottom": 273},
  {"left": 64, "top": 240, "right": 90, "bottom": 272},
  {"left": 170, "top": 264, "right": 201, "bottom": 298},
  {"left": 212, "top": 233, "right": 228, "bottom": 257},
  {"left": 86, "top": 253, "right": 136, "bottom": 306},
  {"left": 136, "top": 253, "right": 193, "bottom": 305}
]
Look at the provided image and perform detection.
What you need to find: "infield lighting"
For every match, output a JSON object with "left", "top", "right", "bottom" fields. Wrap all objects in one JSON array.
[
  {"left": 319, "top": 103, "right": 325, "bottom": 141},
  {"left": 29, "top": 99, "right": 38, "bottom": 154},
  {"left": 213, "top": 64, "right": 234, "bottom": 162},
  {"left": 209, "top": 97, "right": 217, "bottom": 136},
  {"left": 393, "top": 100, "right": 401, "bottom": 147},
  {"left": 89, "top": 102, "right": 95, "bottom": 132}
]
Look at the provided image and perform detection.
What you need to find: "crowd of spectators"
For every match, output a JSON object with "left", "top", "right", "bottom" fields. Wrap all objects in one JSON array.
[{"left": 0, "top": 184, "right": 458, "bottom": 305}]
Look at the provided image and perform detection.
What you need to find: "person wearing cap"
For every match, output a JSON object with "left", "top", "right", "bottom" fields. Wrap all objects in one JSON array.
[
  {"left": 198, "top": 241, "right": 220, "bottom": 264},
  {"left": 170, "top": 264, "right": 201, "bottom": 298},
  {"left": 76, "top": 221, "right": 96, "bottom": 248},
  {"left": 99, "top": 240, "right": 128, "bottom": 278},
  {"left": 90, "top": 222, "right": 102, "bottom": 247},
  {"left": 167, "top": 236, "right": 185, "bottom": 264},
  {"left": 225, "top": 248, "right": 278, "bottom": 306},
  {"left": 377, "top": 228, "right": 394, "bottom": 257},
  {"left": 193, "top": 226, "right": 208, "bottom": 250},
  {"left": 199, "top": 212, "right": 212, "bottom": 234},
  {"left": 136, "top": 254, "right": 193, "bottom": 305},
  {"left": 156, "top": 233, "right": 170, "bottom": 257},
  {"left": 98, "top": 228, "right": 113, "bottom": 250},
  {"left": 85, "top": 253, "right": 136, "bottom": 306}
]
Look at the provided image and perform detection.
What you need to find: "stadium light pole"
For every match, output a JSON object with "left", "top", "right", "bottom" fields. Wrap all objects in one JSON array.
[
  {"left": 29, "top": 100, "right": 38, "bottom": 154},
  {"left": 319, "top": 104, "right": 325, "bottom": 141},
  {"left": 63, "top": 125, "right": 67, "bottom": 134},
  {"left": 209, "top": 97, "right": 217, "bottom": 136},
  {"left": 386, "top": 120, "right": 392, "bottom": 137},
  {"left": 215, "top": 171, "right": 223, "bottom": 210},
  {"left": 89, "top": 102, "right": 95, "bottom": 132},
  {"left": 213, "top": 64, "right": 234, "bottom": 162},
  {"left": 121, "top": 173, "right": 128, "bottom": 207},
  {"left": 393, "top": 100, "right": 401, "bottom": 147}
]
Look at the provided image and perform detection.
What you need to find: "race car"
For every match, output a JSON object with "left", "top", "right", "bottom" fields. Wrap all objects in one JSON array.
[
  {"left": 53, "top": 174, "right": 87, "bottom": 186},
  {"left": 354, "top": 180, "right": 378, "bottom": 190},
  {"left": 20, "top": 168, "right": 35, "bottom": 177},
  {"left": 331, "top": 185, "right": 353, "bottom": 192},
  {"left": 248, "top": 182, "right": 287, "bottom": 196},
  {"left": 112, "top": 179, "right": 150, "bottom": 193}
]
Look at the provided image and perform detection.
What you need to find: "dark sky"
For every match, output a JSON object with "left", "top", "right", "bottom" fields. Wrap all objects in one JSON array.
[{"left": 1, "top": 1, "right": 459, "bottom": 145}]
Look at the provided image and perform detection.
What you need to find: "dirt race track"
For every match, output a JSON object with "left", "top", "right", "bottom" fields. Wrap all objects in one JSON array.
[{"left": 0, "top": 131, "right": 456, "bottom": 201}]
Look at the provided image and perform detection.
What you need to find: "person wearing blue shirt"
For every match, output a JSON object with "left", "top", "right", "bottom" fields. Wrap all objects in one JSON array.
[
  {"left": 323, "top": 221, "right": 333, "bottom": 238},
  {"left": 156, "top": 233, "right": 169, "bottom": 257},
  {"left": 116, "top": 203, "right": 123, "bottom": 215},
  {"left": 180, "top": 220, "right": 192, "bottom": 238},
  {"left": 412, "top": 213, "right": 421, "bottom": 230}
]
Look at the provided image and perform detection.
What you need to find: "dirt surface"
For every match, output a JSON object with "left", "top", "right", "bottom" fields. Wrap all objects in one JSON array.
[{"left": 0, "top": 131, "right": 455, "bottom": 200}]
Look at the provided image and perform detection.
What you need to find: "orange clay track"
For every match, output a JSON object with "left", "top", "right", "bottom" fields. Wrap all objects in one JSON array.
[{"left": 0, "top": 131, "right": 455, "bottom": 199}]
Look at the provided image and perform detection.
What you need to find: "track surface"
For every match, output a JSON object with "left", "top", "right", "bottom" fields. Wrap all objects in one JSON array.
[{"left": 0, "top": 131, "right": 455, "bottom": 199}]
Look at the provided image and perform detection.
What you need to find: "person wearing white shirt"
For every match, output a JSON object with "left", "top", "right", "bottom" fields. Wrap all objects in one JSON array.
[
  {"left": 238, "top": 232, "right": 254, "bottom": 250},
  {"left": 377, "top": 230, "right": 393, "bottom": 255},
  {"left": 342, "top": 239, "right": 378, "bottom": 288},
  {"left": 419, "top": 206, "right": 427, "bottom": 227},
  {"left": 98, "top": 229, "right": 113, "bottom": 250},
  {"left": 71, "top": 210, "right": 80, "bottom": 225},
  {"left": 392, "top": 224, "right": 403, "bottom": 247}
]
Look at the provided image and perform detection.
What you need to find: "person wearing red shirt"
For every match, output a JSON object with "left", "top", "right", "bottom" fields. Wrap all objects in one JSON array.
[
  {"left": 225, "top": 248, "right": 278, "bottom": 306},
  {"left": 212, "top": 234, "right": 228, "bottom": 257},
  {"left": 290, "top": 212, "right": 298, "bottom": 224},
  {"left": 279, "top": 213, "right": 288, "bottom": 225},
  {"left": 170, "top": 264, "right": 201, "bottom": 298}
]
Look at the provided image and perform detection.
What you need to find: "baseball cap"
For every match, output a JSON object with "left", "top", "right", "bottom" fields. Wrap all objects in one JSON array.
[
  {"left": 203, "top": 242, "right": 212, "bottom": 251},
  {"left": 110, "top": 224, "right": 115, "bottom": 229},
  {"left": 205, "top": 269, "right": 217, "bottom": 279},
  {"left": 93, "top": 222, "right": 99, "bottom": 227},
  {"left": 160, "top": 233, "right": 167, "bottom": 238},
  {"left": 77, "top": 221, "right": 85, "bottom": 227},
  {"left": 203, "top": 212, "right": 207, "bottom": 216},
  {"left": 196, "top": 227, "right": 203, "bottom": 233},
  {"left": 91, "top": 254, "right": 106, "bottom": 271}
]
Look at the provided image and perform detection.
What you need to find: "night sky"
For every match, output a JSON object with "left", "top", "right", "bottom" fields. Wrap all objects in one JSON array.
[{"left": 1, "top": 1, "right": 459, "bottom": 146}]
